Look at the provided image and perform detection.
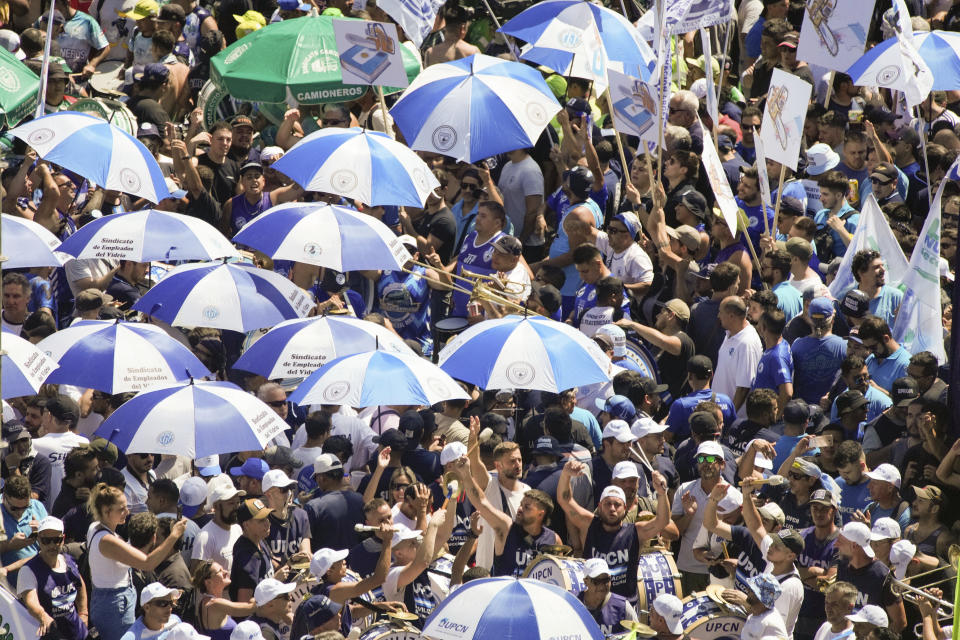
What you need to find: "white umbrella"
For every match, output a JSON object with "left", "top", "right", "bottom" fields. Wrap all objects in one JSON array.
[
  {"left": 2, "top": 333, "right": 58, "bottom": 399},
  {"left": 1, "top": 213, "right": 66, "bottom": 268}
]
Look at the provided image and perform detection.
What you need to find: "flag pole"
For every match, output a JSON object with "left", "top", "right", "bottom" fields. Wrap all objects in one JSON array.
[
  {"left": 771, "top": 164, "right": 786, "bottom": 237},
  {"left": 478, "top": 0, "right": 520, "bottom": 62},
  {"left": 823, "top": 71, "right": 835, "bottom": 109},
  {"left": 717, "top": 20, "right": 733, "bottom": 102},
  {"left": 605, "top": 91, "right": 632, "bottom": 183},
  {"left": 35, "top": 0, "right": 57, "bottom": 118},
  {"left": 916, "top": 105, "right": 933, "bottom": 206}
]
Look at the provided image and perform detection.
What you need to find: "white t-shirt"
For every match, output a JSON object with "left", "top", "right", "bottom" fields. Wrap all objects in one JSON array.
[
  {"left": 475, "top": 473, "right": 530, "bottom": 571},
  {"left": 714, "top": 325, "right": 764, "bottom": 406},
  {"left": 693, "top": 527, "right": 734, "bottom": 588},
  {"left": 64, "top": 258, "right": 118, "bottom": 297},
  {"left": 760, "top": 535, "right": 804, "bottom": 639},
  {"left": 391, "top": 504, "right": 418, "bottom": 531},
  {"left": 1, "top": 313, "right": 23, "bottom": 336},
  {"left": 292, "top": 410, "right": 376, "bottom": 473},
  {"left": 671, "top": 479, "right": 712, "bottom": 574},
  {"left": 192, "top": 521, "right": 242, "bottom": 572},
  {"left": 122, "top": 467, "right": 156, "bottom": 514},
  {"left": 741, "top": 607, "right": 789, "bottom": 640},
  {"left": 33, "top": 431, "right": 90, "bottom": 510},
  {"left": 596, "top": 232, "right": 654, "bottom": 285},
  {"left": 498, "top": 156, "right": 544, "bottom": 241},
  {"left": 813, "top": 621, "right": 855, "bottom": 640},
  {"left": 293, "top": 446, "right": 324, "bottom": 468}
]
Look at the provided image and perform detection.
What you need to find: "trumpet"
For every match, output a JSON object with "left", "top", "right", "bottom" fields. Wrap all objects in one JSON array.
[
  {"left": 815, "top": 574, "right": 837, "bottom": 593},
  {"left": 890, "top": 576, "right": 955, "bottom": 613}
]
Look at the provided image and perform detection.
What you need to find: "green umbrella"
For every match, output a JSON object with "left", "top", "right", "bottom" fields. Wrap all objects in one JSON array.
[
  {"left": 0, "top": 48, "right": 40, "bottom": 128},
  {"left": 210, "top": 15, "right": 422, "bottom": 105}
]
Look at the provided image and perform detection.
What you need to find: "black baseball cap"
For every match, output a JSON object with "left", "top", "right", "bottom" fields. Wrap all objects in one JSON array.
[
  {"left": 46, "top": 395, "right": 80, "bottom": 426},
  {"left": 783, "top": 399, "right": 809, "bottom": 425},
  {"left": 1, "top": 421, "right": 30, "bottom": 443},
  {"left": 836, "top": 390, "right": 868, "bottom": 415},
  {"left": 841, "top": 289, "right": 870, "bottom": 318},
  {"left": 774, "top": 529, "right": 805, "bottom": 555},
  {"left": 687, "top": 355, "right": 713, "bottom": 378},
  {"left": 373, "top": 428, "right": 408, "bottom": 451},
  {"left": 891, "top": 377, "right": 919, "bottom": 408},
  {"left": 639, "top": 377, "right": 668, "bottom": 396},
  {"left": 689, "top": 411, "right": 720, "bottom": 436}
]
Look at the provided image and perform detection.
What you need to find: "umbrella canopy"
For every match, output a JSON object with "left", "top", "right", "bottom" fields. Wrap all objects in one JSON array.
[
  {"left": 437, "top": 315, "right": 611, "bottom": 392},
  {"left": 9, "top": 112, "right": 170, "bottom": 203},
  {"left": 210, "top": 15, "right": 421, "bottom": 105},
  {"left": 132, "top": 261, "right": 314, "bottom": 332},
  {"left": 37, "top": 320, "right": 211, "bottom": 393},
  {"left": 499, "top": 0, "right": 656, "bottom": 81},
  {"left": 94, "top": 380, "right": 289, "bottom": 457},
  {"left": 232, "top": 202, "right": 412, "bottom": 271},
  {"left": 390, "top": 54, "right": 562, "bottom": 162},
  {"left": 1, "top": 333, "right": 58, "bottom": 399},
  {"left": 56, "top": 209, "right": 239, "bottom": 262},
  {"left": 270, "top": 127, "right": 440, "bottom": 206},
  {"left": 289, "top": 350, "right": 469, "bottom": 408},
  {"left": 848, "top": 30, "right": 960, "bottom": 91},
  {"left": 422, "top": 577, "right": 603, "bottom": 640},
  {"left": 0, "top": 48, "right": 40, "bottom": 128},
  {"left": 1, "top": 213, "right": 66, "bottom": 268},
  {"left": 233, "top": 315, "right": 413, "bottom": 379}
]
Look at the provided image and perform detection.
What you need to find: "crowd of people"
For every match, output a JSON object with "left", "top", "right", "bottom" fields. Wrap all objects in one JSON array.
[{"left": 0, "top": 0, "right": 958, "bottom": 637}]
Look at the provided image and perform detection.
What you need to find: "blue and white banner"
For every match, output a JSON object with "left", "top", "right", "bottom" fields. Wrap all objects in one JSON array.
[
  {"left": 828, "top": 194, "right": 908, "bottom": 299},
  {"left": 664, "top": 0, "right": 731, "bottom": 35},
  {"left": 0, "top": 585, "right": 40, "bottom": 637},
  {"left": 377, "top": 0, "right": 444, "bottom": 47}
]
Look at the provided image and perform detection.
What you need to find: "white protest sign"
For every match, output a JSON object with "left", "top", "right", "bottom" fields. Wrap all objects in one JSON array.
[
  {"left": 608, "top": 69, "right": 659, "bottom": 142},
  {"left": 0, "top": 586, "right": 40, "bottom": 638},
  {"left": 334, "top": 19, "right": 408, "bottom": 88},
  {"left": 797, "top": 0, "right": 874, "bottom": 72},
  {"left": 802, "top": 179, "right": 822, "bottom": 212},
  {"left": 700, "top": 121, "right": 739, "bottom": 236},
  {"left": 377, "top": 0, "right": 443, "bottom": 47},
  {"left": 760, "top": 68, "right": 811, "bottom": 171}
]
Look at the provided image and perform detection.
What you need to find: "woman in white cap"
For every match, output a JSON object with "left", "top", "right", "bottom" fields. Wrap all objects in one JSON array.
[{"left": 18, "top": 516, "right": 88, "bottom": 640}]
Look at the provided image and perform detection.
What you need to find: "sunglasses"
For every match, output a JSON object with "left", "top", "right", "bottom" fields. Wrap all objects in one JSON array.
[
  {"left": 322, "top": 118, "right": 346, "bottom": 126},
  {"left": 695, "top": 454, "right": 720, "bottom": 464},
  {"left": 39, "top": 535, "right": 64, "bottom": 545},
  {"left": 870, "top": 177, "right": 891, "bottom": 185},
  {"left": 150, "top": 600, "right": 175, "bottom": 608}
]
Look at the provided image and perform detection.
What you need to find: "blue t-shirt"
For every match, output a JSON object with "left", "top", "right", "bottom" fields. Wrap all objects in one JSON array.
[
  {"left": 1, "top": 500, "right": 47, "bottom": 572},
  {"left": 830, "top": 385, "right": 892, "bottom": 423},
  {"left": 773, "top": 281, "right": 803, "bottom": 322},
  {"left": 867, "top": 501, "right": 911, "bottom": 531},
  {"left": 736, "top": 197, "right": 774, "bottom": 254},
  {"left": 866, "top": 285, "right": 903, "bottom": 329},
  {"left": 752, "top": 340, "right": 793, "bottom": 392},
  {"left": 546, "top": 193, "right": 604, "bottom": 297},
  {"left": 772, "top": 435, "right": 804, "bottom": 470},
  {"left": 571, "top": 406, "right": 602, "bottom": 449},
  {"left": 665, "top": 389, "right": 737, "bottom": 441},
  {"left": 866, "top": 345, "right": 911, "bottom": 393},
  {"left": 745, "top": 17, "right": 765, "bottom": 59},
  {"left": 119, "top": 614, "right": 181, "bottom": 640},
  {"left": 791, "top": 334, "right": 847, "bottom": 404},
  {"left": 836, "top": 476, "right": 871, "bottom": 524}
]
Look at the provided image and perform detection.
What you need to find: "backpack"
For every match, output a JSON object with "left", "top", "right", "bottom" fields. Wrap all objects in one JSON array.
[{"left": 814, "top": 209, "right": 855, "bottom": 259}]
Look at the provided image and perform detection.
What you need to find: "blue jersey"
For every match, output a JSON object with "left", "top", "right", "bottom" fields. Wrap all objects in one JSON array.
[
  {"left": 836, "top": 476, "right": 872, "bottom": 524},
  {"left": 736, "top": 197, "right": 774, "bottom": 253},
  {"left": 229, "top": 192, "right": 272, "bottom": 234},
  {"left": 376, "top": 267, "right": 431, "bottom": 351},
  {"left": 791, "top": 334, "right": 847, "bottom": 404},
  {"left": 773, "top": 281, "right": 803, "bottom": 322},
  {"left": 546, "top": 194, "right": 604, "bottom": 297},
  {"left": 752, "top": 341, "right": 793, "bottom": 392},
  {"left": 866, "top": 346, "right": 911, "bottom": 393},
  {"left": 814, "top": 204, "right": 859, "bottom": 260},
  {"left": 451, "top": 231, "right": 503, "bottom": 316},
  {"left": 665, "top": 389, "right": 737, "bottom": 440}
]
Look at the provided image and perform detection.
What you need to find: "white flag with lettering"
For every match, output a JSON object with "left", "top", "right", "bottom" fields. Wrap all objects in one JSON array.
[{"left": 828, "top": 194, "right": 908, "bottom": 299}]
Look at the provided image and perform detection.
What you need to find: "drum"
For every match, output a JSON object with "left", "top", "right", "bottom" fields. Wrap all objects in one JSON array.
[
  {"left": 435, "top": 316, "right": 468, "bottom": 342},
  {"left": 623, "top": 336, "right": 661, "bottom": 384},
  {"left": 522, "top": 554, "right": 587, "bottom": 595},
  {"left": 636, "top": 550, "right": 682, "bottom": 620},
  {"left": 69, "top": 98, "right": 137, "bottom": 137},
  {"left": 358, "top": 620, "right": 421, "bottom": 640},
  {"left": 678, "top": 593, "right": 747, "bottom": 640}
]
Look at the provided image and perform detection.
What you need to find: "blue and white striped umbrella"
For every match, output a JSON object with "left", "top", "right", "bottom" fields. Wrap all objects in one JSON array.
[
  {"left": 94, "top": 380, "right": 288, "bottom": 457},
  {"left": 437, "top": 314, "right": 611, "bottom": 392},
  {"left": 500, "top": 0, "right": 656, "bottom": 81},
  {"left": 36, "top": 320, "right": 210, "bottom": 393},
  {"left": 9, "top": 112, "right": 170, "bottom": 203},
  {"left": 1, "top": 213, "right": 66, "bottom": 268},
  {"left": 390, "top": 54, "right": 562, "bottom": 162},
  {"left": 234, "top": 315, "right": 413, "bottom": 379},
  {"left": 232, "top": 202, "right": 412, "bottom": 271},
  {"left": 132, "top": 261, "right": 314, "bottom": 332},
  {"left": 289, "top": 350, "right": 469, "bottom": 408},
  {"left": 1, "top": 334, "right": 58, "bottom": 399},
  {"left": 270, "top": 127, "right": 439, "bottom": 206},
  {"left": 422, "top": 577, "right": 603, "bottom": 640},
  {"left": 848, "top": 30, "right": 960, "bottom": 91},
  {"left": 56, "top": 209, "right": 238, "bottom": 262}
]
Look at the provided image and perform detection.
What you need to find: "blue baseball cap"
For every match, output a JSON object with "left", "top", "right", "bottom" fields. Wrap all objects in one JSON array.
[
  {"left": 808, "top": 297, "right": 834, "bottom": 320},
  {"left": 595, "top": 394, "right": 636, "bottom": 421},
  {"left": 278, "top": 0, "right": 311, "bottom": 10},
  {"left": 229, "top": 457, "right": 269, "bottom": 479}
]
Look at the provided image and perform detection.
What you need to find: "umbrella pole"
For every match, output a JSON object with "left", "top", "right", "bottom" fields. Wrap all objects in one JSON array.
[
  {"left": 35, "top": 0, "right": 57, "bottom": 118},
  {"left": 478, "top": 0, "right": 520, "bottom": 62}
]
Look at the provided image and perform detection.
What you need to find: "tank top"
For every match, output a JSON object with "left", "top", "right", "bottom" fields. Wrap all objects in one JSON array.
[
  {"left": 908, "top": 525, "right": 943, "bottom": 558},
  {"left": 450, "top": 230, "right": 504, "bottom": 317},
  {"left": 86, "top": 522, "right": 132, "bottom": 588},
  {"left": 376, "top": 267, "right": 431, "bottom": 347},
  {"left": 403, "top": 569, "right": 439, "bottom": 628},
  {"left": 492, "top": 523, "right": 556, "bottom": 578},
  {"left": 25, "top": 553, "right": 87, "bottom": 640},
  {"left": 249, "top": 613, "right": 289, "bottom": 640},
  {"left": 581, "top": 592, "right": 630, "bottom": 637},
  {"left": 229, "top": 192, "right": 272, "bottom": 235},
  {"left": 583, "top": 519, "right": 639, "bottom": 603},
  {"left": 197, "top": 594, "right": 237, "bottom": 640}
]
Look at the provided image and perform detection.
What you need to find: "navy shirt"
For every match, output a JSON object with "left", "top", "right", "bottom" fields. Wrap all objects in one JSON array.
[
  {"left": 730, "top": 525, "right": 766, "bottom": 593},
  {"left": 791, "top": 335, "right": 847, "bottom": 404},
  {"left": 720, "top": 419, "right": 781, "bottom": 459},
  {"left": 305, "top": 489, "right": 365, "bottom": 551},
  {"left": 665, "top": 389, "right": 737, "bottom": 441},
  {"left": 229, "top": 535, "right": 274, "bottom": 601},
  {"left": 265, "top": 508, "right": 310, "bottom": 563},
  {"left": 837, "top": 558, "right": 900, "bottom": 609}
]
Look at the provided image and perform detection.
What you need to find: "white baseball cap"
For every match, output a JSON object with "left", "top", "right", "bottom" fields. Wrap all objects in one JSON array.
[
  {"left": 889, "top": 539, "right": 917, "bottom": 580},
  {"left": 37, "top": 516, "right": 64, "bottom": 534},
  {"left": 194, "top": 455, "right": 221, "bottom": 476},
  {"left": 840, "top": 522, "right": 875, "bottom": 558},
  {"left": 846, "top": 604, "right": 889, "bottom": 627},
  {"left": 179, "top": 476, "right": 209, "bottom": 518},
  {"left": 696, "top": 440, "right": 724, "bottom": 458},
  {"left": 584, "top": 558, "right": 610, "bottom": 578},
  {"left": 864, "top": 463, "right": 901, "bottom": 488},
  {"left": 600, "top": 485, "right": 626, "bottom": 505},
  {"left": 166, "top": 623, "right": 211, "bottom": 640},
  {"left": 313, "top": 453, "right": 343, "bottom": 475},
  {"left": 262, "top": 469, "right": 297, "bottom": 494},
  {"left": 631, "top": 417, "right": 667, "bottom": 439},
  {"left": 207, "top": 484, "right": 245, "bottom": 509},
  {"left": 440, "top": 441, "right": 468, "bottom": 466},
  {"left": 869, "top": 517, "right": 901, "bottom": 541},
  {"left": 602, "top": 420, "right": 635, "bottom": 443},
  {"left": 231, "top": 620, "right": 267, "bottom": 640},
  {"left": 717, "top": 487, "right": 743, "bottom": 515},
  {"left": 391, "top": 523, "right": 423, "bottom": 546},
  {"left": 310, "top": 548, "right": 349, "bottom": 578},
  {"left": 140, "top": 582, "right": 182, "bottom": 607},
  {"left": 652, "top": 594, "right": 684, "bottom": 634},
  {"left": 596, "top": 324, "right": 627, "bottom": 357},
  {"left": 611, "top": 461, "right": 640, "bottom": 480},
  {"left": 253, "top": 578, "right": 297, "bottom": 606}
]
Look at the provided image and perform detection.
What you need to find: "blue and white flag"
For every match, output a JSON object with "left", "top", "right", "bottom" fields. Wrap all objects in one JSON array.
[
  {"left": 887, "top": 0, "right": 933, "bottom": 106},
  {"left": 892, "top": 158, "right": 958, "bottom": 362},
  {"left": 828, "top": 194, "right": 908, "bottom": 299},
  {"left": 377, "top": 0, "right": 444, "bottom": 47},
  {"left": 0, "top": 586, "right": 40, "bottom": 637},
  {"left": 664, "top": 0, "right": 731, "bottom": 35}
]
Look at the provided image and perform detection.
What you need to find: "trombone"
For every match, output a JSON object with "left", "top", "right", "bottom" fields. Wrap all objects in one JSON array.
[
  {"left": 400, "top": 262, "right": 542, "bottom": 317},
  {"left": 891, "top": 576, "right": 955, "bottom": 613}
]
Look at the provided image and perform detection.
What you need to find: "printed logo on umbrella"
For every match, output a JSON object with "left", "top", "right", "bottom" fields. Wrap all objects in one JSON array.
[
  {"left": 432, "top": 126, "right": 457, "bottom": 151},
  {"left": 0, "top": 67, "right": 20, "bottom": 92},
  {"left": 225, "top": 42, "right": 252, "bottom": 65},
  {"left": 323, "top": 380, "right": 352, "bottom": 402},
  {"left": 157, "top": 430, "right": 176, "bottom": 447},
  {"left": 202, "top": 305, "right": 221, "bottom": 320},
  {"left": 27, "top": 127, "right": 56, "bottom": 146},
  {"left": 505, "top": 361, "right": 535, "bottom": 386},
  {"left": 303, "top": 242, "right": 322, "bottom": 257}
]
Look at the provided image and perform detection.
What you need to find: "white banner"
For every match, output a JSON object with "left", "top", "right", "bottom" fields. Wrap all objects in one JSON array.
[
  {"left": 334, "top": 20, "right": 409, "bottom": 88},
  {"left": 700, "top": 27, "right": 718, "bottom": 127},
  {"left": 760, "top": 68, "right": 811, "bottom": 171},
  {"left": 828, "top": 193, "right": 908, "bottom": 298},
  {"left": 797, "top": 0, "right": 874, "bottom": 72},
  {"left": 665, "top": 0, "right": 731, "bottom": 35},
  {"left": 608, "top": 69, "right": 659, "bottom": 142},
  {"left": 377, "top": 0, "right": 443, "bottom": 47},
  {"left": 0, "top": 585, "right": 40, "bottom": 638},
  {"left": 701, "top": 121, "right": 739, "bottom": 236}
]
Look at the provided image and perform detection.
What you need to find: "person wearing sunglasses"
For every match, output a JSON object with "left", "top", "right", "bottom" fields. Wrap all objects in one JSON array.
[
  {"left": 247, "top": 577, "right": 297, "bottom": 640},
  {"left": 579, "top": 558, "right": 638, "bottom": 636},
  {"left": 19, "top": 516, "right": 87, "bottom": 639},
  {"left": 120, "top": 583, "right": 183, "bottom": 640}
]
